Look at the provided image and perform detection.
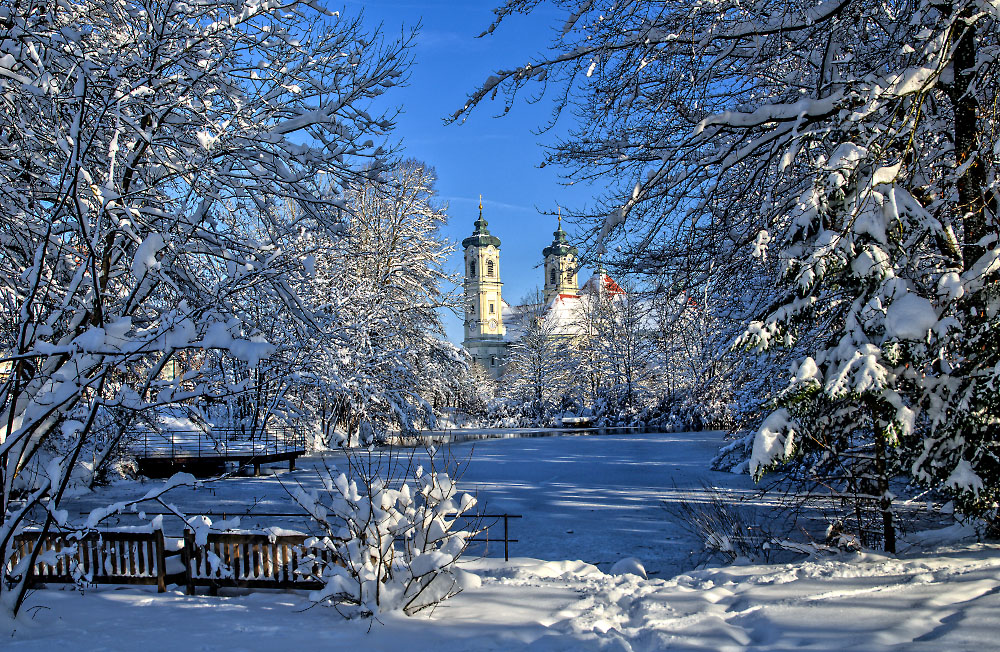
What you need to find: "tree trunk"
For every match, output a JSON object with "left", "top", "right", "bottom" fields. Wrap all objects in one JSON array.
[
  {"left": 948, "top": 8, "right": 989, "bottom": 270},
  {"left": 873, "top": 421, "right": 896, "bottom": 554}
]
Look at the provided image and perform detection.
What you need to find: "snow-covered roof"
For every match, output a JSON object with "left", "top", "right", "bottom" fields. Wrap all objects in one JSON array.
[
  {"left": 501, "top": 271, "right": 635, "bottom": 341},
  {"left": 501, "top": 300, "right": 532, "bottom": 341},
  {"left": 580, "top": 272, "right": 625, "bottom": 296},
  {"left": 544, "top": 293, "right": 587, "bottom": 337}
]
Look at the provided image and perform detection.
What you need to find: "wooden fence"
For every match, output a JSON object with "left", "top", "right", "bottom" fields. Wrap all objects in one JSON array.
[{"left": 10, "top": 530, "right": 172, "bottom": 591}]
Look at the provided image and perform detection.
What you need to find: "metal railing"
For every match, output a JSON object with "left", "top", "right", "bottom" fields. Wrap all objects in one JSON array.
[
  {"left": 465, "top": 513, "right": 522, "bottom": 561},
  {"left": 386, "top": 426, "right": 647, "bottom": 446},
  {"left": 131, "top": 427, "right": 306, "bottom": 459},
  {"left": 84, "top": 509, "right": 522, "bottom": 561}
]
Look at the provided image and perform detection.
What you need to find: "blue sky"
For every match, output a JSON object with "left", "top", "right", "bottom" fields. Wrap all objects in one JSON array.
[{"left": 346, "top": 1, "right": 603, "bottom": 343}]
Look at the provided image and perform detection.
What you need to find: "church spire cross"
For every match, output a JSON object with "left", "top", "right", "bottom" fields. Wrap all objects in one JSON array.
[{"left": 473, "top": 194, "right": 489, "bottom": 233}]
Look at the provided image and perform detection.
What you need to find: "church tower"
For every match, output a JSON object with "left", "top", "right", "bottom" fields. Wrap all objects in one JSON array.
[
  {"left": 542, "top": 213, "right": 579, "bottom": 302},
  {"left": 462, "top": 199, "right": 507, "bottom": 377}
]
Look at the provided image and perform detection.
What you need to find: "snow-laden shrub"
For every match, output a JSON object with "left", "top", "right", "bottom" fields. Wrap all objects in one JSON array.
[
  {"left": 665, "top": 483, "right": 776, "bottom": 564},
  {"left": 291, "top": 449, "right": 480, "bottom": 617}
]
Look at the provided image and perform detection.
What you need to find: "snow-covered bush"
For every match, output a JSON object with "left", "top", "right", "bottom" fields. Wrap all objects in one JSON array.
[{"left": 290, "top": 449, "right": 480, "bottom": 617}]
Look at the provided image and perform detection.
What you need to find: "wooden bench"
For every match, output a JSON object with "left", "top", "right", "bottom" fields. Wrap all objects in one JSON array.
[
  {"left": 181, "top": 530, "right": 337, "bottom": 594},
  {"left": 8, "top": 514, "right": 519, "bottom": 595},
  {"left": 8, "top": 529, "right": 335, "bottom": 595},
  {"left": 10, "top": 530, "right": 171, "bottom": 592}
]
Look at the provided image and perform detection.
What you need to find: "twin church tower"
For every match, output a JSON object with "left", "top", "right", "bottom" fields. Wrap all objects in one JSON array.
[{"left": 462, "top": 200, "right": 580, "bottom": 377}]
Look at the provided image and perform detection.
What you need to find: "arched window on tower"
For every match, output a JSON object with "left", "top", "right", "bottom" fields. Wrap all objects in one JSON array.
[
  {"left": 487, "top": 259, "right": 495, "bottom": 277},
  {"left": 469, "top": 260, "right": 476, "bottom": 277},
  {"left": 549, "top": 268, "right": 556, "bottom": 285}
]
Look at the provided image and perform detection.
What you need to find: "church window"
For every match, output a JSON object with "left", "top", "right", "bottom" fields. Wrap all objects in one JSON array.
[
  {"left": 490, "top": 355, "right": 496, "bottom": 367},
  {"left": 549, "top": 268, "right": 556, "bottom": 285},
  {"left": 487, "top": 259, "right": 495, "bottom": 277},
  {"left": 469, "top": 260, "right": 476, "bottom": 277},
  {"left": 489, "top": 302, "right": 495, "bottom": 314}
]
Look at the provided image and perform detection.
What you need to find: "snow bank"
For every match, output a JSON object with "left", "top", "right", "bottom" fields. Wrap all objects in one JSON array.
[{"left": 608, "top": 556, "right": 647, "bottom": 579}]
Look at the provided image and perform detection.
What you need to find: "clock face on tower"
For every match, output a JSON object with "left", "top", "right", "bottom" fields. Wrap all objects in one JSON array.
[{"left": 488, "top": 318, "right": 498, "bottom": 330}]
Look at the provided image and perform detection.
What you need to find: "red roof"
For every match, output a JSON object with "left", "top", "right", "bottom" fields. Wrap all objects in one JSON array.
[{"left": 601, "top": 275, "right": 625, "bottom": 295}]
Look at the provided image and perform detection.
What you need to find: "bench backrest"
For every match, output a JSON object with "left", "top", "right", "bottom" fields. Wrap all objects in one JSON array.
[
  {"left": 9, "top": 531, "right": 167, "bottom": 591},
  {"left": 182, "top": 530, "right": 337, "bottom": 591}
]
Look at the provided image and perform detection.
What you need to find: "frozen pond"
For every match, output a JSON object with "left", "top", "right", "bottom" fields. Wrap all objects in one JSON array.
[
  {"left": 64, "top": 430, "right": 770, "bottom": 576},
  {"left": 443, "top": 430, "right": 765, "bottom": 575}
]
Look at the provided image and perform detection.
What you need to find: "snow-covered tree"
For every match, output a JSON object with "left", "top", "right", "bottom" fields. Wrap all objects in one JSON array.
[
  {"left": 285, "top": 160, "right": 462, "bottom": 446},
  {"left": 0, "top": 0, "right": 410, "bottom": 613},
  {"left": 457, "top": 361, "right": 499, "bottom": 418},
  {"left": 650, "top": 274, "right": 761, "bottom": 431},
  {"left": 459, "top": 0, "right": 1000, "bottom": 540},
  {"left": 502, "top": 305, "right": 576, "bottom": 416},
  {"left": 574, "top": 277, "right": 658, "bottom": 411}
]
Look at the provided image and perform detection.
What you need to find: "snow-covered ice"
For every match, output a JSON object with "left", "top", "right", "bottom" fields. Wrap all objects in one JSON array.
[{"left": 5, "top": 431, "right": 997, "bottom": 651}]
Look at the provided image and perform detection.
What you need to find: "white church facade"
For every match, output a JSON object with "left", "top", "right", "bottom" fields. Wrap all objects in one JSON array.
[{"left": 462, "top": 204, "right": 623, "bottom": 378}]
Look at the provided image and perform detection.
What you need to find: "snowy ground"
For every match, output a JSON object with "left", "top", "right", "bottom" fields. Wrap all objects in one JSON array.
[{"left": 5, "top": 431, "right": 998, "bottom": 651}]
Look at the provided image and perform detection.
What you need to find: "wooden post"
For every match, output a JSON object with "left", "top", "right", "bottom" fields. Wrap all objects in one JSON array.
[
  {"left": 154, "top": 530, "right": 167, "bottom": 593},
  {"left": 288, "top": 457, "right": 295, "bottom": 472},
  {"left": 253, "top": 462, "right": 260, "bottom": 476},
  {"left": 182, "top": 529, "right": 196, "bottom": 595}
]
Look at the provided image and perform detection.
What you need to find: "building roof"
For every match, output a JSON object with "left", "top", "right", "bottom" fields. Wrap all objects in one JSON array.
[
  {"left": 580, "top": 271, "right": 625, "bottom": 296},
  {"left": 541, "top": 223, "right": 578, "bottom": 258},
  {"left": 462, "top": 209, "right": 501, "bottom": 249},
  {"left": 544, "top": 292, "right": 586, "bottom": 336},
  {"left": 500, "top": 267, "right": 653, "bottom": 342}
]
